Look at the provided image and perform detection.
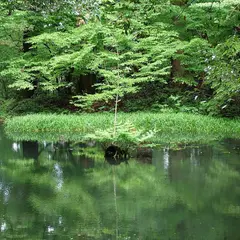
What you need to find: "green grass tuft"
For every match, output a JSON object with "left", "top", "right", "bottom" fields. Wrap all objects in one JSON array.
[{"left": 4, "top": 112, "right": 240, "bottom": 144}]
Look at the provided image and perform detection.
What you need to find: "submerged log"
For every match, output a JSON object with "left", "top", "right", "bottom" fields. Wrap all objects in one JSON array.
[{"left": 104, "top": 145, "right": 129, "bottom": 165}]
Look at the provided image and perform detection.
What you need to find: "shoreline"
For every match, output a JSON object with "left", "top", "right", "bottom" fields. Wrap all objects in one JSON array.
[{"left": 4, "top": 112, "right": 240, "bottom": 144}]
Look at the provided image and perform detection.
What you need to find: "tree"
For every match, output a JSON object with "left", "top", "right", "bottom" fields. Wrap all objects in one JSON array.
[
  {"left": 0, "top": 0, "right": 239, "bottom": 116},
  {"left": 206, "top": 36, "right": 240, "bottom": 116}
]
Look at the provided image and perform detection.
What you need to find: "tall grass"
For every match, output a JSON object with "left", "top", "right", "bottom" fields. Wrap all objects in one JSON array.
[{"left": 4, "top": 112, "right": 240, "bottom": 143}]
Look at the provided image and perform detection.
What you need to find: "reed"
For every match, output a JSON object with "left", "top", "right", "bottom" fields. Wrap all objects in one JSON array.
[{"left": 4, "top": 112, "right": 240, "bottom": 144}]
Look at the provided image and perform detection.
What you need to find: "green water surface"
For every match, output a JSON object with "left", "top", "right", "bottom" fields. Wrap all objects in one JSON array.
[{"left": 0, "top": 125, "right": 240, "bottom": 240}]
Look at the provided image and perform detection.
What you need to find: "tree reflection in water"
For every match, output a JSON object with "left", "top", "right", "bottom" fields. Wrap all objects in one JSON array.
[{"left": 0, "top": 135, "right": 240, "bottom": 239}]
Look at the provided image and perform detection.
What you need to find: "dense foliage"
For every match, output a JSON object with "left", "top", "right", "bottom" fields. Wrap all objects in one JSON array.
[{"left": 0, "top": 0, "right": 239, "bottom": 116}]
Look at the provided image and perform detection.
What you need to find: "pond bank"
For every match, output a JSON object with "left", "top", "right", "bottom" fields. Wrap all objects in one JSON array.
[{"left": 4, "top": 112, "right": 240, "bottom": 144}]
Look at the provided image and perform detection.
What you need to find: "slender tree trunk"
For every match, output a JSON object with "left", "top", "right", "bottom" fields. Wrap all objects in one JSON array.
[
  {"left": 113, "top": 48, "right": 120, "bottom": 137},
  {"left": 113, "top": 93, "right": 119, "bottom": 137}
]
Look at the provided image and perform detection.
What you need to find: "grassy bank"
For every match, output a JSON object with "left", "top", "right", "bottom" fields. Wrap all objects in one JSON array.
[{"left": 4, "top": 112, "right": 240, "bottom": 144}]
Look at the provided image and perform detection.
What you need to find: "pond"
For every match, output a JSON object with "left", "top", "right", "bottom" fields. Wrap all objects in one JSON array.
[{"left": 0, "top": 125, "right": 240, "bottom": 239}]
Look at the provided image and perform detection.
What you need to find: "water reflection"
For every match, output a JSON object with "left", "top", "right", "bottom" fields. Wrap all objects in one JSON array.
[
  {"left": 22, "top": 141, "right": 39, "bottom": 160},
  {"left": 0, "top": 125, "right": 240, "bottom": 239},
  {"left": 12, "top": 142, "right": 21, "bottom": 152}
]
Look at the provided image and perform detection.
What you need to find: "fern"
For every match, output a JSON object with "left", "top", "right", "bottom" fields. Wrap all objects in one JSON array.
[{"left": 82, "top": 121, "right": 156, "bottom": 149}]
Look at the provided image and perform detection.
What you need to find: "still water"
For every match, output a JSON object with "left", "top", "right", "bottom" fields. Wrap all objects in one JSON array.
[{"left": 0, "top": 125, "right": 240, "bottom": 240}]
